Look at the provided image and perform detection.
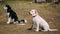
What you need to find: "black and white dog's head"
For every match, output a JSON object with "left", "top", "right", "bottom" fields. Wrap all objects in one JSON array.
[{"left": 4, "top": 4, "right": 11, "bottom": 10}]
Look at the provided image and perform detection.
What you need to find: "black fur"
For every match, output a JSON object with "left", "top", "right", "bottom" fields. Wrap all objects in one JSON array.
[{"left": 5, "top": 4, "right": 19, "bottom": 22}]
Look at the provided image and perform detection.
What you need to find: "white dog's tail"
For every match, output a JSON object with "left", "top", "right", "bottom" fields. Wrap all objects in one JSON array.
[{"left": 49, "top": 29, "right": 58, "bottom": 31}]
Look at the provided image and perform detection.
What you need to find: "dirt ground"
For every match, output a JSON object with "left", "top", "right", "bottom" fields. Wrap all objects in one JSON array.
[{"left": 0, "top": 1, "right": 60, "bottom": 34}]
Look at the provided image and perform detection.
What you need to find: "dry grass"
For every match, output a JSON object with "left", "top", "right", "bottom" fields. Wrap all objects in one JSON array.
[{"left": 0, "top": 1, "right": 60, "bottom": 34}]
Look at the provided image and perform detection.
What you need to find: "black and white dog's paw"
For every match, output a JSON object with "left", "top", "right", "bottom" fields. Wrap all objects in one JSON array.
[{"left": 7, "top": 22, "right": 10, "bottom": 24}]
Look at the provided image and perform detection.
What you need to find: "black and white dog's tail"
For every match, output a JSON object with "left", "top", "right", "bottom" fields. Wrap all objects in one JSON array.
[{"left": 17, "top": 19, "right": 27, "bottom": 25}]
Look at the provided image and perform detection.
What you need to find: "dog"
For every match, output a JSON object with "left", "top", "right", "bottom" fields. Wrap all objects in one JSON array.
[
  {"left": 29, "top": 9, "right": 58, "bottom": 32},
  {"left": 3, "top": 4, "right": 27, "bottom": 25}
]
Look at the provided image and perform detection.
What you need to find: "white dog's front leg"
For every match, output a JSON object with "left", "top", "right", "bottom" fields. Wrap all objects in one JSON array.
[
  {"left": 7, "top": 17, "right": 11, "bottom": 24},
  {"left": 35, "top": 23, "right": 39, "bottom": 32}
]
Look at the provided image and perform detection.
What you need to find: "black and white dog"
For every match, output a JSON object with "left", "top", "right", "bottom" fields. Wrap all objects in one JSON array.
[{"left": 3, "top": 4, "right": 27, "bottom": 25}]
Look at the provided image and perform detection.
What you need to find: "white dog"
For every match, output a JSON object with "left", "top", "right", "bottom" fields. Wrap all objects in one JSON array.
[{"left": 29, "top": 9, "right": 58, "bottom": 32}]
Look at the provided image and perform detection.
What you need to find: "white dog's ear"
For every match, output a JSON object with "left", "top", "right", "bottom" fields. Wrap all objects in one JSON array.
[{"left": 35, "top": 10, "right": 38, "bottom": 14}]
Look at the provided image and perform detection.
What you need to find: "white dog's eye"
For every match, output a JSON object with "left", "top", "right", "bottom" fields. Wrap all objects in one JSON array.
[
  {"left": 32, "top": 11, "right": 34, "bottom": 12},
  {"left": 31, "top": 11, "right": 33, "bottom": 13}
]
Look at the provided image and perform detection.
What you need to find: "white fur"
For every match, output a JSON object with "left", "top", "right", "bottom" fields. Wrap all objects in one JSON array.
[
  {"left": 7, "top": 13, "right": 10, "bottom": 16},
  {"left": 7, "top": 17, "right": 11, "bottom": 24},
  {"left": 7, "top": 17, "right": 18, "bottom": 24},
  {"left": 24, "top": 19, "right": 27, "bottom": 23},
  {"left": 3, "top": 6, "right": 8, "bottom": 10},
  {"left": 30, "top": 9, "right": 58, "bottom": 32},
  {"left": 16, "top": 19, "right": 27, "bottom": 25}
]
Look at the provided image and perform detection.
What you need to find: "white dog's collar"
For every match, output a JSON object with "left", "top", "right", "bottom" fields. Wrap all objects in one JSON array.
[{"left": 33, "top": 15, "right": 37, "bottom": 17}]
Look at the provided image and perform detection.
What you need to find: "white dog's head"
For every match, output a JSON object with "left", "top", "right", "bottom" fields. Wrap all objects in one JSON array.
[{"left": 29, "top": 9, "right": 38, "bottom": 17}]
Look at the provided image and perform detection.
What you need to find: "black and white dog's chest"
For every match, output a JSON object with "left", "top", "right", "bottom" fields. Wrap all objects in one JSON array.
[{"left": 7, "top": 9, "right": 18, "bottom": 19}]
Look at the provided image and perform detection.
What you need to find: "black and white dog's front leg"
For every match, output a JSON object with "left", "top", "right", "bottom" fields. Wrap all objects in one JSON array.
[{"left": 7, "top": 17, "right": 12, "bottom": 24}]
